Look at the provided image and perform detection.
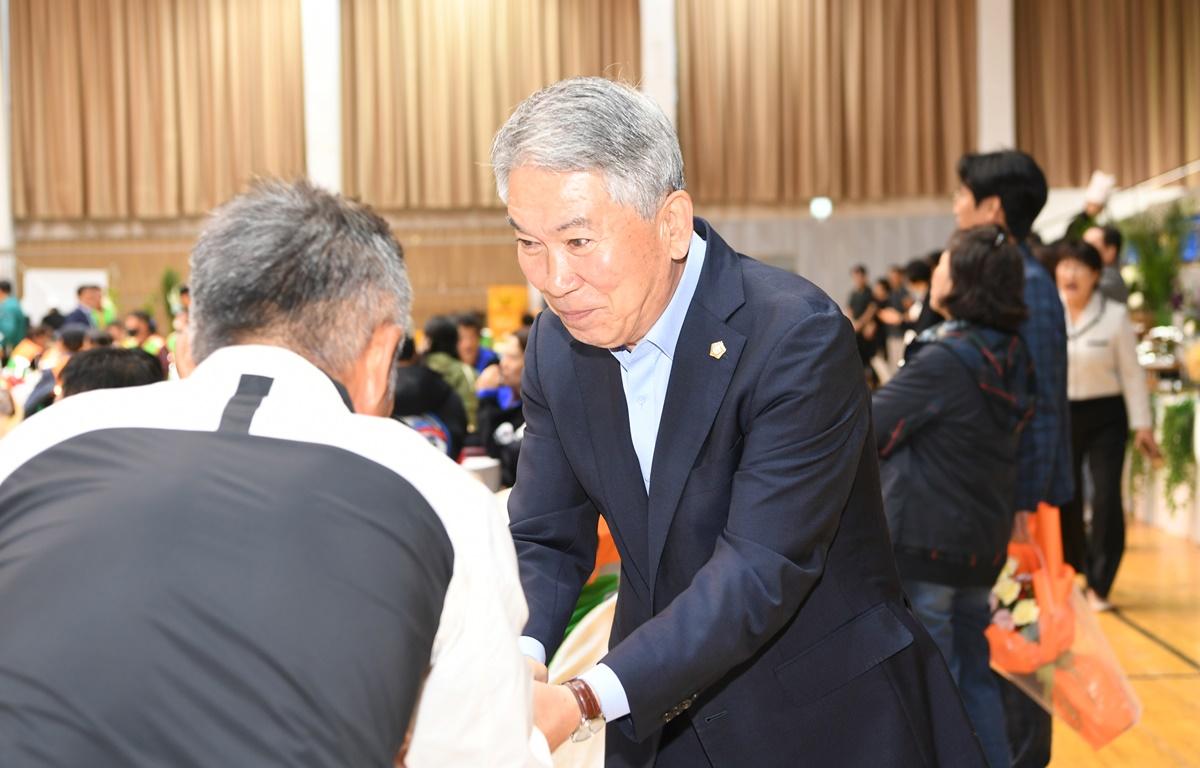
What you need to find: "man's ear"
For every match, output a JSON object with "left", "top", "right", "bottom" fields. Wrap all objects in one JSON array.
[
  {"left": 980, "top": 194, "right": 1007, "bottom": 229},
  {"left": 658, "top": 190, "right": 695, "bottom": 262},
  {"left": 346, "top": 323, "right": 404, "bottom": 416}
]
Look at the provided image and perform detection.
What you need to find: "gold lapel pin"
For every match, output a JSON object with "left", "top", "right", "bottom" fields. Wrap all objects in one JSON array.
[{"left": 709, "top": 340, "right": 727, "bottom": 360}]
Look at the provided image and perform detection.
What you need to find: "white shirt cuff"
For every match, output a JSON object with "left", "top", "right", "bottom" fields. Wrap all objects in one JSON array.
[
  {"left": 578, "top": 663, "right": 631, "bottom": 721},
  {"left": 518, "top": 636, "right": 547, "bottom": 665}
]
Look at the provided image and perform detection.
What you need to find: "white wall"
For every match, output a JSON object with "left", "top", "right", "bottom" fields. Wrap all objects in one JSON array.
[
  {"left": 300, "top": 0, "right": 341, "bottom": 193},
  {"left": 0, "top": 0, "right": 15, "bottom": 285},
  {"left": 639, "top": 0, "right": 677, "bottom": 126},
  {"left": 975, "top": 0, "right": 1016, "bottom": 153},
  {"left": 702, "top": 209, "right": 957, "bottom": 303}
]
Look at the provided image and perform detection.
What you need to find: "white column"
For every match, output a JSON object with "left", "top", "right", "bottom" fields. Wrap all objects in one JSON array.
[
  {"left": 300, "top": 0, "right": 342, "bottom": 193},
  {"left": 639, "top": 0, "right": 678, "bottom": 127},
  {"left": 0, "top": 0, "right": 15, "bottom": 284},
  {"left": 975, "top": 0, "right": 1016, "bottom": 152}
]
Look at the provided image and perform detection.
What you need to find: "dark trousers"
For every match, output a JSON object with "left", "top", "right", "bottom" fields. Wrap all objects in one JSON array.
[
  {"left": 1061, "top": 396, "right": 1129, "bottom": 598},
  {"left": 999, "top": 673, "right": 1052, "bottom": 767},
  {"left": 903, "top": 580, "right": 1009, "bottom": 768}
]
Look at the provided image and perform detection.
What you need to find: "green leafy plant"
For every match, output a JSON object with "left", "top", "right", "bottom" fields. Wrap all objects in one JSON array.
[
  {"left": 142, "top": 268, "right": 183, "bottom": 326},
  {"left": 1160, "top": 397, "right": 1195, "bottom": 515},
  {"left": 1123, "top": 203, "right": 1192, "bottom": 326}
]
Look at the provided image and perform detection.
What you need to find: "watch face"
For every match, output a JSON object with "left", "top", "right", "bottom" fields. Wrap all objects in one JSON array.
[{"left": 570, "top": 715, "right": 605, "bottom": 743}]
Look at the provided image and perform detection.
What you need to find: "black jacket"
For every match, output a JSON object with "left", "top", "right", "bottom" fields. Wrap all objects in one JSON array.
[
  {"left": 392, "top": 364, "right": 467, "bottom": 459},
  {"left": 873, "top": 321, "right": 1036, "bottom": 586},
  {"left": 476, "top": 391, "right": 523, "bottom": 488}
]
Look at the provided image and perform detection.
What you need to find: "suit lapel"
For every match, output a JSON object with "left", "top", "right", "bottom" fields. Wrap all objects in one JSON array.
[
  {"left": 646, "top": 308, "right": 744, "bottom": 595},
  {"left": 644, "top": 219, "right": 747, "bottom": 596},
  {"left": 571, "top": 343, "right": 653, "bottom": 591}
]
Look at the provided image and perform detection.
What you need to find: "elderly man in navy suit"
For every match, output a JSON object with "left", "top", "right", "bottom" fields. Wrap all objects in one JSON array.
[{"left": 497, "top": 78, "right": 986, "bottom": 767}]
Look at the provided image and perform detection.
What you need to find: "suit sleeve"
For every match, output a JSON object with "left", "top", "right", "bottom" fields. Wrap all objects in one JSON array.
[
  {"left": 507, "top": 315, "right": 600, "bottom": 658},
  {"left": 602, "top": 308, "right": 872, "bottom": 741}
]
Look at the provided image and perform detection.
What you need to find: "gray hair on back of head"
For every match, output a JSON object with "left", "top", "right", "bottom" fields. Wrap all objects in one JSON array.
[
  {"left": 490, "top": 77, "right": 685, "bottom": 219},
  {"left": 188, "top": 178, "right": 411, "bottom": 374}
]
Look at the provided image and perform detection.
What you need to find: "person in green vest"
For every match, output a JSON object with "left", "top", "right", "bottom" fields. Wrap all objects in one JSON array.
[
  {"left": 121, "top": 310, "right": 169, "bottom": 375},
  {"left": 422, "top": 315, "right": 478, "bottom": 432},
  {"left": 0, "top": 280, "right": 28, "bottom": 359}
]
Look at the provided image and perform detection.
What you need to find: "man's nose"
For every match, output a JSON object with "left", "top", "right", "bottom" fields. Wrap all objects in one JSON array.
[{"left": 544, "top": 248, "right": 579, "bottom": 296}]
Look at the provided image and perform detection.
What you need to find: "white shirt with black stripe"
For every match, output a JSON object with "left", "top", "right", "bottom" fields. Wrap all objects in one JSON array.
[{"left": 0, "top": 344, "right": 551, "bottom": 767}]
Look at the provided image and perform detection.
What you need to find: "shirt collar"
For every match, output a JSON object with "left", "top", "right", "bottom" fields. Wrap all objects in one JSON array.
[
  {"left": 1065, "top": 290, "right": 1106, "bottom": 332},
  {"left": 187, "top": 344, "right": 353, "bottom": 412},
  {"left": 613, "top": 232, "right": 707, "bottom": 364}
]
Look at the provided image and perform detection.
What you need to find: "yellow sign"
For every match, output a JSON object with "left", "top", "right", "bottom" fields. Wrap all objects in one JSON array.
[{"left": 487, "top": 285, "right": 530, "bottom": 339}]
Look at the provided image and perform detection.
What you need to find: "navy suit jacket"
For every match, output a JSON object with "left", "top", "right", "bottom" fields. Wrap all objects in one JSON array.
[
  {"left": 62, "top": 306, "right": 95, "bottom": 328},
  {"left": 509, "top": 219, "right": 984, "bottom": 767}
]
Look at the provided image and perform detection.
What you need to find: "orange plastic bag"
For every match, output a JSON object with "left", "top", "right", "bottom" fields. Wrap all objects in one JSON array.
[
  {"left": 988, "top": 504, "right": 1141, "bottom": 750},
  {"left": 1053, "top": 648, "right": 1143, "bottom": 749},
  {"left": 987, "top": 505, "right": 1075, "bottom": 673}
]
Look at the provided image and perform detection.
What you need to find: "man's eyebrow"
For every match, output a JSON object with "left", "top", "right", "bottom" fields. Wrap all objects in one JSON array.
[
  {"left": 505, "top": 215, "right": 525, "bottom": 233},
  {"left": 554, "top": 217, "right": 590, "bottom": 233}
]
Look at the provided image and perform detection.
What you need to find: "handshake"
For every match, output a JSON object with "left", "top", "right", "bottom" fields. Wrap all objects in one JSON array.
[{"left": 527, "top": 658, "right": 599, "bottom": 752}]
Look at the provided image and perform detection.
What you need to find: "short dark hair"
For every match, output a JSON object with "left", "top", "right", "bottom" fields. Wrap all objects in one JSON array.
[
  {"left": 76, "top": 284, "right": 101, "bottom": 297},
  {"left": 456, "top": 311, "right": 486, "bottom": 332},
  {"left": 941, "top": 225, "right": 1028, "bottom": 333},
  {"left": 424, "top": 315, "right": 459, "bottom": 358},
  {"left": 851, "top": 264, "right": 867, "bottom": 276},
  {"left": 0, "top": 279, "right": 12, "bottom": 294},
  {"left": 904, "top": 259, "right": 932, "bottom": 284},
  {"left": 41, "top": 310, "right": 65, "bottom": 330},
  {"left": 57, "top": 325, "right": 89, "bottom": 353},
  {"left": 60, "top": 348, "right": 165, "bottom": 398},
  {"left": 397, "top": 336, "right": 417, "bottom": 362},
  {"left": 1052, "top": 239, "right": 1103, "bottom": 273},
  {"left": 956, "top": 151, "right": 1048, "bottom": 239},
  {"left": 513, "top": 327, "right": 530, "bottom": 354},
  {"left": 127, "top": 310, "right": 156, "bottom": 334},
  {"left": 29, "top": 324, "right": 54, "bottom": 341},
  {"left": 87, "top": 329, "right": 114, "bottom": 347},
  {"left": 1096, "top": 225, "right": 1123, "bottom": 255}
]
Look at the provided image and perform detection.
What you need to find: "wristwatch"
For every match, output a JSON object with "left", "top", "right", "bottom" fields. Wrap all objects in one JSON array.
[{"left": 564, "top": 678, "right": 606, "bottom": 742}]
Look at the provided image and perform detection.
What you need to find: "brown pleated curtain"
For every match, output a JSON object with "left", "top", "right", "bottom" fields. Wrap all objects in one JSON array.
[
  {"left": 677, "top": 0, "right": 976, "bottom": 205},
  {"left": 341, "top": 0, "right": 641, "bottom": 210},
  {"left": 1015, "top": 0, "right": 1200, "bottom": 188},
  {"left": 10, "top": 0, "right": 306, "bottom": 220}
]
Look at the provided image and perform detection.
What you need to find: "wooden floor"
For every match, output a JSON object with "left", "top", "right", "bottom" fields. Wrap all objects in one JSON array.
[{"left": 1049, "top": 523, "right": 1200, "bottom": 766}]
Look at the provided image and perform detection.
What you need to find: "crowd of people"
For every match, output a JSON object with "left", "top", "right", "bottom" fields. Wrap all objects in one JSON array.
[{"left": 0, "top": 75, "right": 1166, "bottom": 768}]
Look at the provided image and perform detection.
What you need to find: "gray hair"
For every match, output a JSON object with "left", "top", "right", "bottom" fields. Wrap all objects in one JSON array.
[
  {"left": 490, "top": 77, "right": 684, "bottom": 219},
  {"left": 188, "top": 179, "right": 411, "bottom": 374}
]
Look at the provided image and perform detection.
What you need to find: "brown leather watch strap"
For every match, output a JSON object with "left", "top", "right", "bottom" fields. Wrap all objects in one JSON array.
[{"left": 564, "top": 678, "right": 603, "bottom": 721}]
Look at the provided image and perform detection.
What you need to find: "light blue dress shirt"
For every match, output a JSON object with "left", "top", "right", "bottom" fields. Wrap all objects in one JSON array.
[{"left": 519, "top": 232, "right": 707, "bottom": 723}]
